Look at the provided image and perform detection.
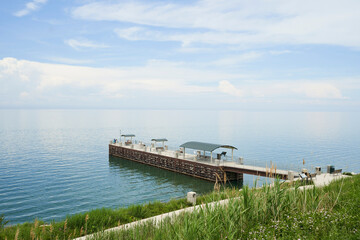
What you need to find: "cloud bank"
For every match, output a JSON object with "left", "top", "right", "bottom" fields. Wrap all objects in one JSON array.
[{"left": 0, "top": 57, "right": 349, "bottom": 109}]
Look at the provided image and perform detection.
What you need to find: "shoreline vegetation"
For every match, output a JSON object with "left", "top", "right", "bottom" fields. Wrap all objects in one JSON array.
[{"left": 1, "top": 176, "right": 359, "bottom": 240}]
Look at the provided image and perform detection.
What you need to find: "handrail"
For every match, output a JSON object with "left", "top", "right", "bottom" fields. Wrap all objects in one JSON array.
[{"left": 110, "top": 140, "right": 305, "bottom": 173}]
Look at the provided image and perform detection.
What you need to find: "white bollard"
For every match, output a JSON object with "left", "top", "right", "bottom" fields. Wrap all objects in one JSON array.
[
  {"left": 187, "top": 192, "right": 196, "bottom": 205},
  {"left": 288, "top": 171, "right": 295, "bottom": 181}
]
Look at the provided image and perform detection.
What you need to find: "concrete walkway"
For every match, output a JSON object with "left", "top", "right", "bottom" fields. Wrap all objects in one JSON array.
[
  {"left": 74, "top": 173, "right": 352, "bottom": 240},
  {"left": 74, "top": 198, "right": 231, "bottom": 240},
  {"left": 312, "top": 173, "right": 348, "bottom": 187}
]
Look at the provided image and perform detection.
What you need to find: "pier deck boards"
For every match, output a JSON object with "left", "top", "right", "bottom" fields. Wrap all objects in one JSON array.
[{"left": 109, "top": 143, "right": 294, "bottom": 182}]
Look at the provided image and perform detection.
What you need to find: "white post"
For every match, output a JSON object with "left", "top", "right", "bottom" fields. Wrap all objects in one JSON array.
[
  {"left": 184, "top": 147, "right": 186, "bottom": 159},
  {"left": 211, "top": 151, "right": 213, "bottom": 163},
  {"left": 187, "top": 192, "right": 196, "bottom": 205},
  {"left": 231, "top": 148, "right": 234, "bottom": 161}
]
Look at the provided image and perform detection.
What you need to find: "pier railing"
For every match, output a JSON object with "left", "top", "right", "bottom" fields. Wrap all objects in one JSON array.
[
  {"left": 110, "top": 139, "right": 349, "bottom": 176},
  {"left": 110, "top": 140, "right": 307, "bottom": 174}
]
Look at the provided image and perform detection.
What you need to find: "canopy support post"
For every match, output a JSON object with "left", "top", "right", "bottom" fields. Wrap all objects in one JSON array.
[{"left": 211, "top": 151, "right": 213, "bottom": 163}]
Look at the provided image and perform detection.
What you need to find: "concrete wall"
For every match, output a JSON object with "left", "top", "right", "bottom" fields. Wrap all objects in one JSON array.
[{"left": 109, "top": 145, "right": 237, "bottom": 182}]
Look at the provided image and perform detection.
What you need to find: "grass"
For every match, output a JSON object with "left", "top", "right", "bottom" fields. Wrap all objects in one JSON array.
[
  {"left": 1, "top": 175, "right": 358, "bottom": 240},
  {"left": 92, "top": 175, "right": 360, "bottom": 240},
  {"left": 0, "top": 186, "right": 241, "bottom": 240}
]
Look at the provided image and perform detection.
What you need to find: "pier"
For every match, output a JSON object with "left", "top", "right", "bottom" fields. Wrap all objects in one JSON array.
[{"left": 109, "top": 135, "right": 296, "bottom": 182}]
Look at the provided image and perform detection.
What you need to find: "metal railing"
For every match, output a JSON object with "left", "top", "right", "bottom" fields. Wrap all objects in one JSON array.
[{"left": 111, "top": 139, "right": 305, "bottom": 173}]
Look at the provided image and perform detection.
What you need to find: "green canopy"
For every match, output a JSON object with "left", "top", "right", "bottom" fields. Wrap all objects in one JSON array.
[
  {"left": 151, "top": 138, "right": 168, "bottom": 142},
  {"left": 180, "top": 141, "right": 237, "bottom": 152}
]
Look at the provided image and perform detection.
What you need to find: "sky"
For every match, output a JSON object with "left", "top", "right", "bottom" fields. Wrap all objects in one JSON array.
[{"left": 1, "top": 0, "right": 360, "bottom": 111}]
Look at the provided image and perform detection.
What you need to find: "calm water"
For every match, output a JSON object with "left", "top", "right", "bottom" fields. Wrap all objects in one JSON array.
[{"left": 0, "top": 110, "right": 359, "bottom": 224}]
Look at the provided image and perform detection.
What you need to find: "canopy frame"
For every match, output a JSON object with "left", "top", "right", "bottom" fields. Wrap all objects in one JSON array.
[
  {"left": 121, "top": 134, "right": 135, "bottom": 143},
  {"left": 179, "top": 141, "right": 237, "bottom": 163},
  {"left": 151, "top": 138, "right": 168, "bottom": 148}
]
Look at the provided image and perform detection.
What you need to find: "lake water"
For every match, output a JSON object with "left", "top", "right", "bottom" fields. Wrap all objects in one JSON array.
[{"left": 0, "top": 110, "right": 359, "bottom": 224}]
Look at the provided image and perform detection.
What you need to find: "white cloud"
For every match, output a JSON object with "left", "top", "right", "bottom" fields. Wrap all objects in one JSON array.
[
  {"left": 114, "top": 27, "right": 255, "bottom": 46},
  {"left": 14, "top": 0, "right": 47, "bottom": 17},
  {"left": 20, "top": 91, "right": 30, "bottom": 98},
  {"left": 74, "top": 0, "right": 360, "bottom": 48},
  {"left": 293, "top": 83, "right": 344, "bottom": 99},
  {"left": 47, "top": 57, "right": 93, "bottom": 65},
  {"left": 212, "top": 52, "right": 263, "bottom": 66},
  {"left": 219, "top": 80, "right": 244, "bottom": 97},
  {"left": 269, "top": 50, "right": 293, "bottom": 55},
  {"left": 114, "top": 27, "right": 151, "bottom": 41},
  {"left": 0, "top": 58, "right": 350, "bottom": 109},
  {"left": 218, "top": 80, "right": 345, "bottom": 99},
  {"left": 65, "top": 39, "right": 109, "bottom": 50},
  {"left": 0, "top": 57, "right": 218, "bottom": 98}
]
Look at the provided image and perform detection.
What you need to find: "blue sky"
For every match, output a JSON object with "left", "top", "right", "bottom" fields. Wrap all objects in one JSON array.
[{"left": 1, "top": 0, "right": 360, "bottom": 110}]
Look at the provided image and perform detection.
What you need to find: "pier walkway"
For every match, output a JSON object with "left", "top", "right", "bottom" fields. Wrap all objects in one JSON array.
[{"left": 109, "top": 141, "right": 296, "bottom": 180}]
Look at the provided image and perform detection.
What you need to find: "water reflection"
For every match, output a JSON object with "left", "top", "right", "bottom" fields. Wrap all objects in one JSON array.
[
  {"left": 109, "top": 156, "right": 215, "bottom": 193},
  {"left": 109, "top": 156, "right": 244, "bottom": 189}
]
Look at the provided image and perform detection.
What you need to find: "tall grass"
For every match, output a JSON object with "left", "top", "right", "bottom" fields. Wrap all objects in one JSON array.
[
  {"left": 93, "top": 175, "right": 360, "bottom": 240},
  {"left": 1, "top": 176, "right": 358, "bottom": 240},
  {"left": 0, "top": 186, "right": 239, "bottom": 240}
]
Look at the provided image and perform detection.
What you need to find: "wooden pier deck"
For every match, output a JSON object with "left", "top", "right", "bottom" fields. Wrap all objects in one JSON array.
[{"left": 109, "top": 142, "right": 295, "bottom": 182}]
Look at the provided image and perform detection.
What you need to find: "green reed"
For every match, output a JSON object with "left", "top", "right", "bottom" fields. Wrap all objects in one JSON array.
[
  {"left": 92, "top": 175, "right": 360, "bottom": 240},
  {"left": 0, "top": 185, "right": 239, "bottom": 240}
]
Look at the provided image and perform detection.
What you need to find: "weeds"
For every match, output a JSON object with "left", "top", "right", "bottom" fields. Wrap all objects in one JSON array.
[
  {"left": 1, "top": 175, "right": 359, "bottom": 240},
  {"left": 94, "top": 175, "right": 360, "bottom": 240},
  {"left": 0, "top": 215, "right": 9, "bottom": 230},
  {"left": 0, "top": 187, "right": 236, "bottom": 240}
]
